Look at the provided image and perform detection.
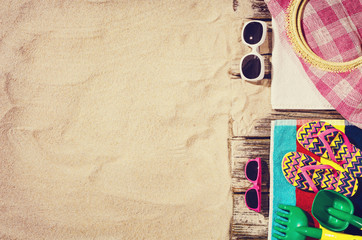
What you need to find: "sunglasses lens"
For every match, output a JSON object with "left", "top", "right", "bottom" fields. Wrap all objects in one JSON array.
[
  {"left": 246, "top": 189, "right": 258, "bottom": 209},
  {"left": 246, "top": 161, "right": 258, "bottom": 181},
  {"left": 243, "top": 22, "right": 264, "bottom": 45},
  {"left": 241, "top": 55, "right": 261, "bottom": 79}
]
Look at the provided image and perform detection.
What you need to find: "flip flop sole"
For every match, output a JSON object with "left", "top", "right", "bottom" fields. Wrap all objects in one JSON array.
[
  {"left": 297, "top": 121, "right": 362, "bottom": 178},
  {"left": 282, "top": 152, "right": 358, "bottom": 197}
]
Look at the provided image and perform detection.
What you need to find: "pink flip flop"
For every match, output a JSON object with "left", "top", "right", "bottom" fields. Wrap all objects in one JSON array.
[
  {"left": 282, "top": 152, "right": 358, "bottom": 197},
  {"left": 297, "top": 120, "right": 362, "bottom": 178}
]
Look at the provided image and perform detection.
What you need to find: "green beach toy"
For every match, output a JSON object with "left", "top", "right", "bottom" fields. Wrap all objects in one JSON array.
[
  {"left": 274, "top": 204, "right": 362, "bottom": 240},
  {"left": 273, "top": 204, "right": 322, "bottom": 240},
  {"left": 312, "top": 190, "right": 362, "bottom": 232}
]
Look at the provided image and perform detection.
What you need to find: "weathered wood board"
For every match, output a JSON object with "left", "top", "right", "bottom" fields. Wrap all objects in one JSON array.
[
  {"left": 233, "top": 0, "right": 271, "bottom": 19},
  {"left": 232, "top": 193, "right": 270, "bottom": 240}
]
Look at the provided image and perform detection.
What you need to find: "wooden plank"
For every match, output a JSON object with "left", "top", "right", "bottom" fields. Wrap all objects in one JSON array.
[
  {"left": 261, "top": 28, "right": 273, "bottom": 54},
  {"left": 236, "top": 110, "right": 343, "bottom": 137},
  {"left": 230, "top": 138, "right": 270, "bottom": 192},
  {"left": 232, "top": 193, "right": 269, "bottom": 240},
  {"left": 231, "top": 1, "right": 271, "bottom": 239},
  {"left": 233, "top": 0, "right": 271, "bottom": 19}
]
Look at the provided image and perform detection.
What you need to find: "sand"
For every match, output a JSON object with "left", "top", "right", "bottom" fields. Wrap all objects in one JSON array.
[{"left": 0, "top": 0, "right": 254, "bottom": 239}]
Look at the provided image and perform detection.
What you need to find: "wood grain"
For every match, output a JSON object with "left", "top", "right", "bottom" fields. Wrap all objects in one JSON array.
[
  {"left": 231, "top": 1, "right": 271, "bottom": 239},
  {"left": 232, "top": 193, "right": 269, "bottom": 240},
  {"left": 241, "top": 110, "right": 343, "bottom": 137},
  {"left": 233, "top": 0, "right": 271, "bottom": 19},
  {"left": 230, "top": 138, "right": 270, "bottom": 239}
]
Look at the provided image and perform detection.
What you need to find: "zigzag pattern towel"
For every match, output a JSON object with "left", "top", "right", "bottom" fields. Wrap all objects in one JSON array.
[{"left": 269, "top": 119, "right": 362, "bottom": 240}]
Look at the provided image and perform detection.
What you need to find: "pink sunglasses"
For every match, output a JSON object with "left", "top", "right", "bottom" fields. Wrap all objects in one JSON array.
[{"left": 244, "top": 157, "right": 262, "bottom": 212}]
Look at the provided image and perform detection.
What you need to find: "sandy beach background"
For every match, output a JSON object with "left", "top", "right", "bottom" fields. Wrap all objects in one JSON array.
[{"left": 0, "top": 1, "right": 266, "bottom": 239}]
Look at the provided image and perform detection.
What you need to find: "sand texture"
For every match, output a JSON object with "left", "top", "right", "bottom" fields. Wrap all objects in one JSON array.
[{"left": 0, "top": 1, "right": 243, "bottom": 239}]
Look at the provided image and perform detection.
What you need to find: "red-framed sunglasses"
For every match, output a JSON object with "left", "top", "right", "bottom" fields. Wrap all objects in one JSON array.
[{"left": 244, "top": 157, "right": 262, "bottom": 212}]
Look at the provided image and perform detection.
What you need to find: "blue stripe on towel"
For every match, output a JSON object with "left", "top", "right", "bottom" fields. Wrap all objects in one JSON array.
[{"left": 270, "top": 120, "right": 297, "bottom": 240}]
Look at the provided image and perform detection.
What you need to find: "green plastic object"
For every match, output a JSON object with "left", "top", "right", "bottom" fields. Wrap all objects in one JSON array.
[
  {"left": 312, "top": 190, "right": 362, "bottom": 232},
  {"left": 273, "top": 204, "right": 322, "bottom": 240},
  {"left": 327, "top": 208, "right": 362, "bottom": 230}
]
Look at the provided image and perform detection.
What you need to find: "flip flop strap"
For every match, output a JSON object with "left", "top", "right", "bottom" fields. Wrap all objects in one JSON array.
[
  {"left": 312, "top": 128, "right": 352, "bottom": 165},
  {"left": 299, "top": 164, "right": 336, "bottom": 193}
]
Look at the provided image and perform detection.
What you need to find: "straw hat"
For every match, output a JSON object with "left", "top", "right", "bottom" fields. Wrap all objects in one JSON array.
[{"left": 267, "top": 0, "right": 362, "bottom": 128}]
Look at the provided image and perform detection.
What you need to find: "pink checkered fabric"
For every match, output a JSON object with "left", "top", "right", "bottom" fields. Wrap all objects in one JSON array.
[{"left": 266, "top": 0, "right": 362, "bottom": 128}]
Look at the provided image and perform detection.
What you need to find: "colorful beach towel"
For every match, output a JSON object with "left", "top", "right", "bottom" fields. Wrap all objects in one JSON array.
[{"left": 268, "top": 119, "right": 362, "bottom": 240}]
